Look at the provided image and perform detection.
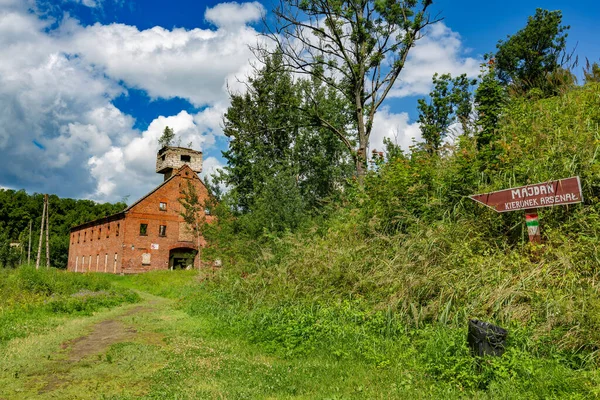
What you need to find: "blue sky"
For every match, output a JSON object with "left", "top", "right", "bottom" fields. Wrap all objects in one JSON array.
[{"left": 0, "top": 0, "right": 597, "bottom": 203}]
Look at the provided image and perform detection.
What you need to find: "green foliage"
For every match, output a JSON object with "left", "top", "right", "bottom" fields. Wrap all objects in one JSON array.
[
  {"left": 266, "top": 0, "right": 435, "bottom": 179},
  {"left": 0, "top": 266, "right": 139, "bottom": 344},
  {"left": 474, "top": 56, "right": 507, "bottom": 156},
  {"left": 158, "top": 125, "right": 175, "bottom": 149},
  {"left": 495, "top": 8, "right": 570, "bottom": 97},
  {"left": 417, "top": 73, "right": 476, "bottom": 152},
  {"left": 220, "top": 52, "right": 352, "bottom": 235},
  {"left": 0, "top": 190, "right": 126, "bottom": 269},
  {"left": 584, "top": 59, "right": 600, "bottom": 84},
  {"left": 180, "top": 83, "right": 600, "bottom": 397}
]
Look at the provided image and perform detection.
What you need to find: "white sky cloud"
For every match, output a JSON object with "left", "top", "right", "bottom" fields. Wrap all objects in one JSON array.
[
  {"left": 0, "top": 3, "right": 479, "bottom": 202},
  {"left": 390, "top": 22, "right": 480, "bottom": 98},
  {"left": 0, "top": 2, "right": 263, "bottom": 202},
  {"left": 205, "top": 1, "right": 264, "bottom": 29},
  {"left": 370, "top": 106, "right": 422, "bottom": 155}
]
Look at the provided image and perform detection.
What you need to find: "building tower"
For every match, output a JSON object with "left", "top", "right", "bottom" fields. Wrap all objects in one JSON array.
[{"left": 156, "top": 147, "right": 203, "bottom": 181}]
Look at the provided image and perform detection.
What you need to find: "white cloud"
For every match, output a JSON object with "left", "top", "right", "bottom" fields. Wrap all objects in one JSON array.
[
  {"left": 201, "top": 156, "right": 224, "bottom": 179},
  {"left": 390, "top": 22, "right": 480, "bottom": 98},
  {"left": 87, "top": 108, "right": 226, "bottom": 200},
  {"left": 0, "top": 2, "right": 261, "bottom": 201},
  {"left": 370, "top": 106, "right": 421, "bottom": 155},
  {"left": 0, "top": 3, "right": 479, "bottom": 203},
  {"left": 205, "top": 1, "right": 264, "bottom": 29},
  {"left": 66, "top": 4, "right": 265, "bottom": 106}
]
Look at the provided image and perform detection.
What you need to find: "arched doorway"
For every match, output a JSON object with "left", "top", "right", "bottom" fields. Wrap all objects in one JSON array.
[{"left": 169, "top": 247, "right": 197, "bottom": 270}]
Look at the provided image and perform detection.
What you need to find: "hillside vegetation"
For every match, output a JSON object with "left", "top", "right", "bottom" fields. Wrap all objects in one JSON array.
[
  {"left": 1, "top": 85, "right": 599, "bottom": 396},
  {"left": 188, "top": 83, "right": 600, "bottom": 395}
]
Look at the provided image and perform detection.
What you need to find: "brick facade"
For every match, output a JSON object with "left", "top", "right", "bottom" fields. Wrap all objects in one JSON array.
[{"left": 67, "top": 163, "right": 214, "bottom": 274}]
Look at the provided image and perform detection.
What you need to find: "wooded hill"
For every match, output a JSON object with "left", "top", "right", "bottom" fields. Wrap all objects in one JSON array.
[{"left": 0, "top": 191, "right": 126, "bottom": 269}]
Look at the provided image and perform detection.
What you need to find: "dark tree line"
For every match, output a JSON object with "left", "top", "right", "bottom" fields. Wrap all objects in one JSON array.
[{"left": 0, "top": 189, "right": 126, "bottom": 268}]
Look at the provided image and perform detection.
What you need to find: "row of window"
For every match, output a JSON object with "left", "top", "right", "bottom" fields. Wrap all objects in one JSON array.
[
  {"left": 73, "top": 222, "right": 120, "bottom": 244},
  {"left": 74, "top": 253, "right": 118, "bottom": 273},
  {"left": 140, "top": 223, "right": 167, "bottom": 237}
]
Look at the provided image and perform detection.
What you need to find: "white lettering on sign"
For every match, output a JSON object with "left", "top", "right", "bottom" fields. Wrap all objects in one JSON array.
[
  {"left": 511, "top": 184, "right": 554, "bottom": 200},
  {"left": 539, "top": 193, "right": 579, "bottom": 205},
  {"left": 151, "top": 243, "right": 159, "bottom": 250},
  {"left": 504, "top": 198, "right": 540, "bottom": 211}
]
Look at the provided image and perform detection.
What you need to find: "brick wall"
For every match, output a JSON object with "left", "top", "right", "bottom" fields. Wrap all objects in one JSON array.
[
  {"left": 67, "top": 165, "right": 214, "bottom": 274},
  {"left": 67, "top": 217, "right": 125, "bottom": 273}
]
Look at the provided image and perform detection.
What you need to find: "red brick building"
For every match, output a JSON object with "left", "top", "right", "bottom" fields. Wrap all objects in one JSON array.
[{"left": 67, "top": 147, "right": 214, "bottom": 274}]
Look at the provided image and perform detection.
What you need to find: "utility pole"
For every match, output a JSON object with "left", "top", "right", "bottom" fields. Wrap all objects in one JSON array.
[
  {"left": 35, "top": 195, "right": 46, "bottom": 270},
  {"left": 45, "top": 194, "right": 50, "bottom": 268},
  {"left": 27, "top": 219, "right": 32, "bottom": 265}
]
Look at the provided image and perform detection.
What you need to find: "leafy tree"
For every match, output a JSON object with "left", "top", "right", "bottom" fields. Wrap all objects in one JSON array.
[
  {"left": 261, "top": 0, "right": 436, "bottom": 182},
  {"left": 220, "top": 52, "right": 353, "bottom": 231},
  {"left": 179, "top": 180, "right": 213, "bottom": 269},
  {"left": 495, "top": 8, "right": 570, "bottom": 97},
  {"left": 221, "top": 53, "right": 302, "bottom": 213},
  {"left": 474, "top": 56, "right": 506, "bottom": 153},
  {"left": 158, "top": 126, "right": 175, "bottom": 149},
  {"left": 417, "top": 73, "right": 475, "bottom": 153}
]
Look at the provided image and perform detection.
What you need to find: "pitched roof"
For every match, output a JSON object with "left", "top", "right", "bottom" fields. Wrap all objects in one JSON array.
[{"left": 70, "top": 164, "right": 204, "bottom": 232}]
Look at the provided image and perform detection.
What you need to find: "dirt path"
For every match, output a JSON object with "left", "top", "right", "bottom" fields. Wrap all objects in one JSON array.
[{"left": 0, "top": 294, "right": 176, "bottom": 399}]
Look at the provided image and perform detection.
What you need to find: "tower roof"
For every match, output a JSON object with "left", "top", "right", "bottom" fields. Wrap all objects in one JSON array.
[{"left": 156, "top": 146, "right": 202, "bottom": 176}]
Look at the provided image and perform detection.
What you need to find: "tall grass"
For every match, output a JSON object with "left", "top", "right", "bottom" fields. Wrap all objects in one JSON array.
[
  {"left": 175, "top": 84, "right": 600, "bottom": 395},
  {"left": 0, "top": 266, "right": 139, "bottom": 344}
]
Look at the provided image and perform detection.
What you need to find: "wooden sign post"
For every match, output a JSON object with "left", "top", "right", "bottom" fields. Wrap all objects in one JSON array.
[{"left": 470, "top": 177, "right": 583, "bottom": 243}]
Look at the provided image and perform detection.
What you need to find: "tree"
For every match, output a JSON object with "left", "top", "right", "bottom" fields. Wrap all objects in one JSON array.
[
  {"left": 221, "top": 53, "right": 302, "bottom": 212},
  {"left": 261, "top": 0, "right": 436, "bottom": 182},
  {"left": 158, "top": 126, "right": 175, "bottom": 149},
  {"left": 474, "top": 56, "right": 506, "bottom": 152},
  {"left": 179, "top": 180, "right": 214, "bottom": 269},
  {"left": 220, "top": 52, "right": 353, "bottom": 225},
  {"left": 417, "top": 73, "right": 475, "bottom": 153},
  {"left": 495, "top": 8, "right": 570, "bottom": 97},
  {"left": 0, "top": 189, "right": 126, "bottom": 269}
]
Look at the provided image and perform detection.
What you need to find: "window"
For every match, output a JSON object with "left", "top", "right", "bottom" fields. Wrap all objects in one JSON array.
[
  {"left": 159, "top": 202, "right": 167, "bottom": 211},
  {"left": 104, "top": 253, "right": 108, "bottom": 273},
  {"left": 180, "top": 154, "right": 191, "bottom": 162},
  {"left": 75, "top": 256, "right": 79, "bottom": 272},
  {"left": 96, "top": 254, "right": 99, "bottom": 271},
  {"left": 161, "top": 155, "right": 166, "bottom": 161},
  {"left": 113, "top": 253, "right": 118, "bottom": 273},
  {"left": 140, "top": 223, "right": 148, "bottom": 236},
  {"left": 98, "top": 228, "right": 101, "bottom": 240},
  {"left": 159, "top": 225, "right": 167, "bottom": 237},
  {"left": 84, "top": 231, "right": 87, "bottom": 242},
  {"left": 106, "top": 224, "right": 110, "bottom": 238},
  {"left": 116, "top": 223, "right": 120, "bottom": 236},
  {"left": 91, "top": 229, "right": 94, "bottom": 241},
  {"left": 77, "top": 233, "right": 80, "bottom": 243}
]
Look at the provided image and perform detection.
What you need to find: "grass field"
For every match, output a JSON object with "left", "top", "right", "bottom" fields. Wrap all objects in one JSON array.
[{"left": 1, "top": 268, "right": 598, "bottom": 399}]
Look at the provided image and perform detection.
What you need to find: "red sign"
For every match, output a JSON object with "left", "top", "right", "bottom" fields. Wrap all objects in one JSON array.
[{"left": 470, "top": 176, "right": 583, "bottom": 213}]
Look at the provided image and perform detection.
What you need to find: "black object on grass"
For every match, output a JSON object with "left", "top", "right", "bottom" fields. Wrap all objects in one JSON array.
[{"left": 467, "top": 320, "right": 507, "bottom": 357}]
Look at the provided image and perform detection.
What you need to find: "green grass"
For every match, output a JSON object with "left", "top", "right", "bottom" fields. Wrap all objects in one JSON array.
[
  {"left": 1, "top": 269, "right": 598, "bottom": 398},
  {"left": 0, "top": 266, "right": 139, "bottom": 345}
]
